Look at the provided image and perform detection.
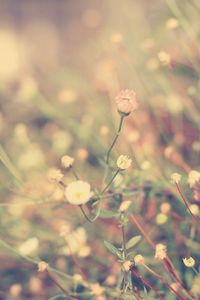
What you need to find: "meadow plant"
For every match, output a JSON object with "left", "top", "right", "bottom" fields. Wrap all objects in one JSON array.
[
  {"left": 0, "top": 1, "right": 200, "bottom": 299},
  {"left": 1, "top": 88, "right": 200, "bottom": 300}
]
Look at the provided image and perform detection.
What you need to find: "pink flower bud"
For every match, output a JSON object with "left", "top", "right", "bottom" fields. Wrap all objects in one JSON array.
[{"left": 116, "top": 89, "right": 139, "bottom": 116}]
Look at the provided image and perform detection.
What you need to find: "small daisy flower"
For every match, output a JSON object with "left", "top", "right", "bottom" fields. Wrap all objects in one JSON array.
[
  {"left": 48, "top": 168, "right": 64, "bottom": 182},
  {"left": 170, "top": 173, "right": 182, "bottom": 184},
  {"left": 61, "top": 155, "right": 74, "bottom": 168},
  {"left": 134, "top": 254, "right": 145, "bottom": 265},
  {"left": 183, "top": 257, "right": 195, "bottom": 268},
  {"left": 188, "top": 170, "right": 200, "bottom": 188},
  {"left": 155, "top": 243, "right": 167, "bottom": 260},
  {"left": 65, "top": 180, "right": 92, "bottom": 205},
  {"left": 117, "top": 155, "right": 132, "bottom": 170},
  {"left": 116, "top": 89, "right": 138, "bottom": 116}
]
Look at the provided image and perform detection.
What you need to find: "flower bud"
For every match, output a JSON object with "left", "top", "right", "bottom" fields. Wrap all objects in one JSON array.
[
  {"left": 115, "top": 89, "right": 138, "bottom": 116},
  {"left": 183, "top": 257, "right": 195, "bottom": 268},
  {"left": 119, "top": 200, "right": 132, "bottom": 212},
  {"left": 61, "top": 155, "right": 74, "bottom": 168},
  {"left": 188, "top": 170, "right": 200, "bottom": 188},
  {"left": 117, "top": 155, "right": 132, "bottom": 170},
  {"left": 170, "top": 173, "right": 181, "bottom": 184},
  {"left": 155, "top": 243, "right": 167, "bottom": 260},
  {"left": 134, "top": 254, "right": 145, "bottom": 265}
]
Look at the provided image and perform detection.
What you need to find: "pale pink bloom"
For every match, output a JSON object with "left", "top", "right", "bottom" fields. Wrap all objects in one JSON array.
[{"left": 115, "top": 89, "right": 138, "bottom": 115}]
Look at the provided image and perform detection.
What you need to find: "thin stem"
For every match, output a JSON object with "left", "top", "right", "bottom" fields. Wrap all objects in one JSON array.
[
  {"left": 162, "top": 258, "right": 194, "bottom": 299},
  {"left": 192, "top": 267, "right": 199, "bottom": 275},
  {"left": 71, "top": 166, "right": 79, "bottom": 180},
  {"left": 47, "top": 270, "right": 70, "bottom": 296},
  {"left": 175, "top": 182, "right": 200, "bottom": 225},
  {"left": 106, "top": 115, "right": 124, "bottom": 165},
  {"left": 131, "top": 267, "right": 165, "bottom": 300},
  {"left": 119, "top": 215, "right": 128, "bottom": 297},
  {"left": 0, "top": 238, "right": 73, "bottom": 282},
  {"left": 68, "top": 245, "right": 87, "bottom": 281},
  {"left": 121, "top": 223, "right": 127, "bottom": 258},
  {"left": 130, "top": 215, "right": 193, "bottom": 298},
  {"left": 80, "top": 169, "right": 120, "bottom": 223},
  {"left": 79, "top": 205, "right": 96, "bottom": 223},
  {"left": 130, "top": 215, "right": 155, "bottom": 249},
  {"left": 142, "top": 263, "right": 188, "bottom": 300},
  {"left": 101, "top": 169, "right": 120, "bottom": 194}
]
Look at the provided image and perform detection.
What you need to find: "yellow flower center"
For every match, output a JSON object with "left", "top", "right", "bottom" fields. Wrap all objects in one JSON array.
[{"left": 75, "top": 191, "right": 83, "bottom": 199}]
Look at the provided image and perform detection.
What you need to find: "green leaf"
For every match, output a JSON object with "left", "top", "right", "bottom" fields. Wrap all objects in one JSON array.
[
  {"left": 99, "top": 209, "right": 119, "bottom": 219},
  {"left": 104, "top": 240, "right": 122, "bottom": 258},
  {"left": 126, "top": 235, "right": 141, "bottom": 250}
]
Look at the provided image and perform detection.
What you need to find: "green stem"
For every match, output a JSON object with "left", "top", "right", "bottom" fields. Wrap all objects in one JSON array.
[
  {"left": 101, "top": 169, "right": 120, "bottom": 194},
  {"left": 71, "top": 166, "right": 79, "bottom": 180},
  {"left": 79, "top": 205, "right": 96, "bottom": 223},
  {"left": 0, "top": 238, "right": 72, "bottom": 280},
  {"left": 120, "top": 218, "right": 128, "bottom": 298},
  {"left": 48, "top": 270, "right": 70, "bottom": 296},
  {"left": 121, "top": 223, "right": 127, "bottom": 258},
  {"left": 106, "top": 115, "right": 124, "bottom": 165},
  {"left": 176, "top": 182, "right": 200, "bottom": 225},
  {"left": 80, "top": 169, "right": 120, "bottom": 223},
  {"left": 192, "top": 267, "right": 199, "bottom": 275}
]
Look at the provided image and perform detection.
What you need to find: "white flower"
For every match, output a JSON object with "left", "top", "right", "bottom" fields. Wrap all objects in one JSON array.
[
  {"left": 134, "top": 254, "right": 145, "bottom": 265},
  {"left": 18, "top": 237, "right": 39, "bottom": 256},
  {"left": 155, "top": 243, "right": 167, "bottom": 260},
  {"left": 61, "top": 155, "right": 74, "bottom": 168},
  {"left": 183, "top": 257, "right": 195, "bottom": 268},
  {"left": 60, "top": 227, "right": 91, "bottom": 257},
  {"left": 117, "top": 155, "right": 132, "bottom": 170},
  {"left": 170, "top": 173, "right": 181, "bottom": 184},
  {"left": 48, "top": 168, "right": 64, "bottom": 182},
  {"left": 188, "top": 170, "right": 200, "bottom": 188},
  {"left": 65, "top": 180, "right": 92, "bottom": 205}
]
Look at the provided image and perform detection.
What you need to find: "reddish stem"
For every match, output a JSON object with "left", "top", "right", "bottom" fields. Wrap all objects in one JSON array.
[
  {"left": 131, "top": 267, "right": 165, "bottom": 300},
  {"left": 142, "top": 263, "right": 188, "bottom": 300},
  {"left": 175, "top": 182, "right": 200, "bottom": 225}
]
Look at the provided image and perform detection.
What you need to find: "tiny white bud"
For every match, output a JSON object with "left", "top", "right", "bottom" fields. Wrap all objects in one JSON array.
[
  {"left": 117, "top": 155, "right": 132, "bottom": 170},
  {"left": 61, "top": 155, "right": 74, "bottom": 168},
  {"left": 170, "top": 173, "right": 181, "bottom": 184}
]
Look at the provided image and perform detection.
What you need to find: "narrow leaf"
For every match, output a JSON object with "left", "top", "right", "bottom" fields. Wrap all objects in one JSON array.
[
  {"left": 126, "top": 235, "right": 141, "bottom": 250},
  {"left": 104, "top": 240, "right": 122, "bottom": 258},
  {"left": 99, "top": 209, "right": 119, "bottom": 219}
]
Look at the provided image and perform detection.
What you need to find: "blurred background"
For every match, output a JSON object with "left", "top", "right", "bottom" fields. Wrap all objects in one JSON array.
[{"left": 0, "top": 0, "right": 199, "bottom": 299}]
